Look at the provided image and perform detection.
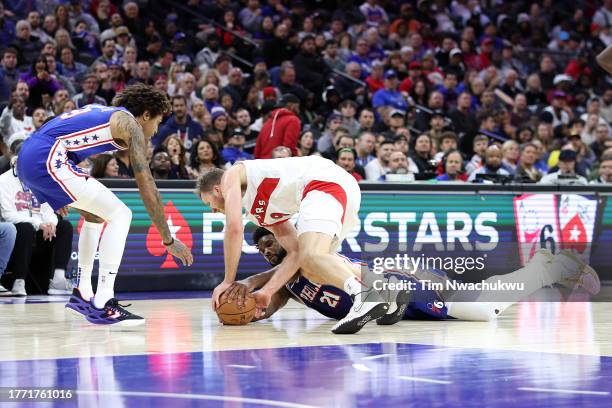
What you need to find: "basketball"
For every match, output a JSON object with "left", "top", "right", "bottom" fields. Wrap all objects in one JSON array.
[{"left": 216, "top": 294, "right": 256, "bottom": 325}]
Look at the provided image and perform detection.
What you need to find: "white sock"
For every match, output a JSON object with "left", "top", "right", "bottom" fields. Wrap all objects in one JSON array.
[
  {"left": 93, "top": 263, "right": 118, "bottom": 308},
  {"left": 93, "top": 205, "right": 131, "bottom": 309},
  {"left": 343, "top": 276, "right": 365, "bottom": 296},
  {"left": 77, "top": 221, "right": 103, "bottom": 300}
]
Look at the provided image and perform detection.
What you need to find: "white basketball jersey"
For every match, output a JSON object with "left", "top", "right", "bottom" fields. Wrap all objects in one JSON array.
[{"left": 241, "top": 156, "right": 352, "bottom": 227}]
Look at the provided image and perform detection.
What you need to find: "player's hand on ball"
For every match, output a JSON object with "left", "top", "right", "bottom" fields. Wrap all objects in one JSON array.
[
  {"left": 253, "top": 290, "right": 271, "bottom": 318},
  {"left": 212, "top": 280, "right": 233, "bottom": 310},
  {"left": 166, "top": 238, "right": 193, "bottom": 266},
  {"left": 224, "top": 282, "right": 249, "bottom": 308}
]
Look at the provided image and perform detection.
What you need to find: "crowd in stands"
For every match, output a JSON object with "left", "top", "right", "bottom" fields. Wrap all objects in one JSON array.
[{"left": 2, "top": 0, "right": 612, "bottom": 293}]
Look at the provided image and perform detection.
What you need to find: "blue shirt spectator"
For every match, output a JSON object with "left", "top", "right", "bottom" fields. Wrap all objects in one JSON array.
[{"left": 372, "top": 70, "right": 408, "bottom": 112}]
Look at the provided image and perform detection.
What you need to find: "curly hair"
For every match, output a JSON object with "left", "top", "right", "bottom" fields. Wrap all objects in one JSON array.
[{"left": 111, "top": 83, "right": 171, "bottom": 118}]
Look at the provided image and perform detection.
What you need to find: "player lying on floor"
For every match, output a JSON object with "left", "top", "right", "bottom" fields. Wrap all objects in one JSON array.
[{"left": 222, "top": 227, "right": 601, "bottom": 323}]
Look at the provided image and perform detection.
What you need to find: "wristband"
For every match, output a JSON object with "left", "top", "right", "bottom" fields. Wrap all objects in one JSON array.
[{"left": 163, "top": 238, "right": 174, "bottom": 246}]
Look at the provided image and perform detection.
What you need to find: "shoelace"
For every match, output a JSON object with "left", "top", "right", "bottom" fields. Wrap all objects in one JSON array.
[{"left": 106, "top": 299, "right": 133, "bottom": 316}]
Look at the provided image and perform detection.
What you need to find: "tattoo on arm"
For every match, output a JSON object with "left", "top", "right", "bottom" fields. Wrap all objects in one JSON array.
[{"left": 114, "top": 112, "right": 171, "bottom": 242}]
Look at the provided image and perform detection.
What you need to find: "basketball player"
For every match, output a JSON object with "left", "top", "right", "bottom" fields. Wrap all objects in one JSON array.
[
  {"left": 197, "top": 156, "right": 389, "bottom": 334},
  {"left": 222, "top": 227, "right": 601, "bottom": 323},
  {"left": 17, "top": 84, "right": 193, "bottom": 326}
]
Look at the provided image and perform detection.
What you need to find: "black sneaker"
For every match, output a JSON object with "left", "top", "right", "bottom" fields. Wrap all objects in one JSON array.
[
  {"left": 86, "top": 298, "right": 145, "bottom": 326},
  {"left": 377, "top": 275, "right": 412, "bottom": 325},
  {"left": 331, "top": 288, "right": 389, "bottom": 334}
]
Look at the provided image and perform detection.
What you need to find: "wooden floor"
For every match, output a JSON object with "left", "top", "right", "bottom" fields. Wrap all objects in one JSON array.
[{"left": 1, "top": 296, "right": 611, "bottom": 361}]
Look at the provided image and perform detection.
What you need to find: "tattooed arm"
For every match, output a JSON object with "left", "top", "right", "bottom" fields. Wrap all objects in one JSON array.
[{"left": 110, "top": 111, "right": 193, "bottom": 266}]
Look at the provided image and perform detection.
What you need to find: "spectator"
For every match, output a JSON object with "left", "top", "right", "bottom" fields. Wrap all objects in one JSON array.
[
  {"left": 355, "top": 131, "right": 376, "bottom": 168},
  {"left": 223, "top": 67, "right": 246, "bottom": 108},
  {"left": 323, "top": 39, "right": 344, "bottom": 72},
  {"left": 592, "top": 154, "right": 612, "bottom": 184},
  {"left": 57, "top": 46, "right": 88, "bottom": 85},
  {"left": 149, "top": 150, "right": 172, "bottom": 180},
  {"left": 540, "top": 149, "right": 588, "bottom": 185},
  {"left": 590, "top": 124, "right": 612, "bottom": 159},
  {"left": 365, "top": 138, "right": 394, "bottom": 180},
  {"left": 515, "top": 142, "right": 543, "bottom": 183},
  {"left": 0, "top": 48, "right": 19, "bottom": 106},
  {"left": 20, "top": 54, "right": 61, "bottom": 110},
  {"left": 414, "top": 90, "right": 445, "bottom": 132},
  {"left": 372, "top": 69, "right": 408, "bottom": 114},
  {"left": 11, "top": 20, "right": 43, "bottom": 70},
  {"left": 292, "top": 34, "right": 330, "bottom": 97},
  {"left": 177, "top": 72, "right": 203, "bottom": 111},
  {"left": 335, "top": 62, "right": 367, "bottom": 106},
  {"left": 160, "top": 134, "right": 189, "bottom": 180},
  {"left": 434, "top": 131, "right": 459, "bottom": 161},
  {"left": 255, "top": 93, "right": 301, "bottom": 158},
  {"left": 0, "top": 147, "right": 73, "bottom": 296},
  {"left": 234, "top": 108, "right": 257, "bottom": 140},
  {"left": 93, "top": 37, "right": 118, "bottom": 66},
  {"left": 90, "top": 153, "right": 120, "bottom": 178},
  {"left": 358, "top": 107, "right": 375, "bottom": 133},
  {"left": 222, "top": 128, "right": 253, "bottom": 164},
  {"left": 238, "top": 0, "right": 262, "bottom": 33},
  {"left": 501, "top": 140, "right": 520, "bottom": 176},
  {"left": 72, "top": 74, "right": 106, "bottom": 107},
  {"left": 0, "top": 220, "right": 16, "bottom": 295},
  {"left": 271, "top": 146, "right": 292, "bottom": 158},
  {"left": 469, "top": 145, "right": 512, "bottom": 182},
  {"left": 278, "top": 62, "right": 308, "bottom": 104},
  {"left": 339, "top": 99, "right": 360, "bottom": 137},
  {"left": 436, "top": 150, "right": 466, "bottom": 182},
  {"left": 0, "top": 95, "right": 33, "bottom": 146},
  {"left": 297, "top": 129, "right": 316, "bottom": 157},
  {"left": 203, "top": 83, "right": 221, "bottom": 113},
  {"left": 210, "top": 106, "right": 231, "bottom": 141},
  {"left": 379, "top": 151, "right": 416, "bottom": 181},
  {"left": 262, "top": 23, "right": 295, "bottom": 68},
  {"left": 410, "top": 133, "right": 435, "bottom": 174},
  {"left": 187, "top": 138, "right": 226, "bottom": 179},
  {"left": 322, "top": 129, "right": 353, "bottom": 160},
  {"left": 543, "top": 91, "right": 572, "bottom": 127},
  {"left": 0, "top": 2, "right": 16, "bottom": 49},
  {"left": 154, "top": 95, "right": 204, "bottom": 149},
  {"left": 336, "top": 147, "right": 362, "bottom": 182}
]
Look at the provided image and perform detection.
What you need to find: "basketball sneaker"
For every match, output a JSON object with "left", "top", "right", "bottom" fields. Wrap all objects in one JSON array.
[
  {"left": 376, "top": 275, "right": 412, "bottom": 326},
  {"left": 11, "top": 279, "right": 26, "bottom": 297},
  {"left": 0, "top": 283, "right": 11, "bottom": 297},
  {"left": 48, "top": 277, "right": 73, "bottom": 296},
  {"left": 86, "top": 298, "right": 145, "bottom": 326},
  {"left": 65, "top": 288, "right": 93, "bottom": 318},
  {"left": 332, "top": 288, "right": 389, "bottom": 334},
  {"left": 554, "top": 250, "right": 601, "bottom": 295}
]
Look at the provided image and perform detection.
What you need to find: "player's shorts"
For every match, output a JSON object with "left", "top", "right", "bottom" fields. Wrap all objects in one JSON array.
[
  {"left": 17, "top": 135, "right": 89, "bottom": 210},
  {"left": 296, "top": 170, "right": 361, "bottom": 246}
]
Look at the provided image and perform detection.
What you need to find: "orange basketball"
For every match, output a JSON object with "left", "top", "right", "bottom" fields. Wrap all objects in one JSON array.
[{"left": 216, "top": 294, "right": 256, "bottom": 325}]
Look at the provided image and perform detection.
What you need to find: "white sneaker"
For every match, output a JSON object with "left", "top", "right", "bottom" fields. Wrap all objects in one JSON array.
[
  {"left": 11, "top": 279, "right": 26, "bottom": 297},
  {"left": 48, "top": 277, "right": 73, "bottom": 296},
  {"left": 554, "top": 250, "right": 601, "bottom": 295},
  {"left": 0, "top": 283, "right": 12, "bottom": 297}
]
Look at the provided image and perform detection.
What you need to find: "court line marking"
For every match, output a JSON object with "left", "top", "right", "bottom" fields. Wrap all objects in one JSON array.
[
  {"left": 352, "top": 363, "right": 372, "bottom": 372},
  {"left": 517, "top": 387, "right": 610, "bottom": 396},
  {"left": 227, "top": 364, "right": 256, "bottom": 369},
  {"left": 76, "top": 390, "right": 317, "bottom": 408},
  {"left": 398, "top": 376, "right": 453, "bottom": 385},
  {"left": 361, "top": 354, "right": 393, "bottom": 360}
]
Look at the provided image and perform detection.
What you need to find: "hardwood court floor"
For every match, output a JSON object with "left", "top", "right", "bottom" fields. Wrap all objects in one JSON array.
[{"left": 1, "top": 294, "right": 612, "bottom": 407}]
